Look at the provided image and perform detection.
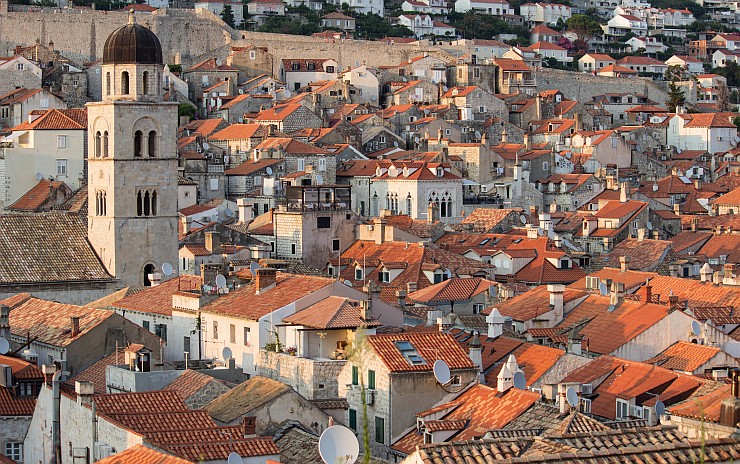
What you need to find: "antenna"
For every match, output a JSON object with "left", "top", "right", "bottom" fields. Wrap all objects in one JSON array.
[
  {"left": 227, "top": 452, "right": 243, "bottom": 464},
  {"left": 318, "top": 425, "right": 359, "bottom": 464},
  {"left": 162, "top": 262, "right": 174, "bottom": 277},
  {"left": 513, "top": 371, "right": 526, "bottom": 390},
  {"left": 215, "top": 274, "right": 227, "bottom": 289},
  {"left": 223, "top": 347, "right": 233, "bottom": 361},
  {"left": 599, "top": 282, "right": 608, "bottom": 296},
  {"left": 35, "top": 172, "right": 44, "bottom": 181},
  {"left": 433, "top": 359, "right": 451, "bottom": 385},
  {"left": 0, "top": 337, "right": 9, "bottom": 355},
  {"left": 566, "top": 386, "right": 578, "bottom": 407},
  {"left": 691, "top": 320, "right": 701, "bottom": 336},
  {"left": 266, "top": 166, "right": 273, "bottom": 175}
]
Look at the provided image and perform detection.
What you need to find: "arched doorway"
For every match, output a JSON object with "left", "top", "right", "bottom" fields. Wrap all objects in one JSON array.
[{"left": 143, "top": 263, "right": 155, "bottom": 286}]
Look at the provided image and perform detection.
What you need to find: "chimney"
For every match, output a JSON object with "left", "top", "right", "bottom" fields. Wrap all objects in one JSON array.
[
  {"left": 674, "top": 203, "right": 681, "bottom": 215},
  {"left": 638, "top": 280, "right": 652, "bottom": 303},
  {"left": 700, "top": 263, "right": 713, "bottom": 282},
  {"left": 694, "top": 178, "right": 701, "bottom": 190},
  {"left": 396, "top": 289, "right": 406, "bottom": 308},
  {"left": 182, "top": 215, "right": 192, "bottom": 235},
  {"left": 535, "top": 95, "right": 543, "bottom": 119},
  {"left": 619, "top": 182, "right": 629, "bottom": 203},
  {"left": 620, "top": 256, "right": 630, "bottom": 272},
  {"left": 527, "top": 224, "right": 539, "bottom": 239},
  {"left": 487, "top": 308, "right": 505, "bottom": 339},
  {"left": 652, "top": 229, "right": 660, "bottom": 240},
  {"left": 719, "top": 372, "right": 740, "bottom": 428},
  {"left": 523, "top": 134, "right": 531, "bottom": 150},
  {"left": 407, "top": 282, "right": 418, "bottom": 294},
  {"left": 364, "top": 281, "right": 382, "bottom": 303},
  {"left": 437, "top": 315, "right": 451, "bottom": 333},
  {"left": 373, "top": 218, "right": 386, "bottom": 244},
  {"left": 497, "top": 354, "right": 520, "bottom": 393},
  {"left": 668, "top": 294, "right": 679, "bottom": 309},
  {"left": 242, "top": 416, "right": 257, "bottom": 437},
  {"left": 237, "top": 198, "right": 255, "bottom": 224},
  {"left": 427, "top": 202, "right": 439, "bottom": 224},
  {"left": 547, "top": 284, "right": 565, "bottom": 322},
  {"left": 637, "top": 228, "right": 646, "bottom": 241},
  {"left": 255, "top": 268, "right": 277, "bottom": 294},
  {"left": 360, "top": 299, "right": 372, "bottom": 322},
  {"left": 574, "top": 112, "right": 582, "bottom": 133},
  {"left": 75, "top": 380, "right": 94, "bottom": 406},
  {"left": 609, "top": 282, "right": 625, "bottom": 308},
  {"left": 70, "top": 316, "right": 80, "bottom": 338},
  {"left": 468, "top": 331, "right": 484, "bottom": 384},
  {"left": 205, "top": 231, "right": 220, "bottom": 254},
  {"left": 0, "top": 305, "right": 9, "bottom": 340},
  {"left": 691, "top": 217, "right": 699, "bottom": 232}
]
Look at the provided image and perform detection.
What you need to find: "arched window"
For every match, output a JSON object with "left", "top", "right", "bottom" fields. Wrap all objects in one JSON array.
[
  {"left": 143, "top": 190, "right": 151, "bottom": 216},
  {"left": 137, "top": 189, "right": 158, "bottom": 217},
  {"left": 441, "top": 191, "right": 452, "bottom": 218},
  {"left": 102, "top": 131, "right": 109, "bottom": 158},
  {"left": 406, "top": 194, "right": 412, "bottom": 215},
  {"left": 95, "top": 131, "right": 101, "bottom": 158},
  {"left": 142, "top": 71, "right": 149, "bottom": 95},
  {"left": 148, "top": 130, "right": 156, "bottom": 157},
  {"left": 134, "top": 130, "right": 143, "bottom": 157},
  {"left": 106, "top": 72, "right": 111, "bottom": 96},
  {"left": 371, "top": 192, "right": 379, "bottom": 217},
  {"left": 96, "top": 190, "right": 107, "bottom": 216},
  {"left": 137, "top": 190, "right": 143, "bottom": 216},
  {"left": 151, "top": 190, "right": 157, "bottom": 215},
  {"left": 143, "top": 263, "right": 155, "bottom": 287},
  {"left": 121, "top": 71, "right": 130, "bottom": 95}
]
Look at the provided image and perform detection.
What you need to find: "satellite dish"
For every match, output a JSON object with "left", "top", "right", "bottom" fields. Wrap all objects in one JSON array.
[
  {"left": 677, "top": 148, "right": 682, "bottom": 154},
  {"left": 520, "top": 214, "right": 527, "bottom": 224},
  {"left": 393, "top": 141, "right": 399, "bottom": 147},
  {"left": 371, "top": 95, "right": 377, "bottom": 101},
  {"left": 227, "top": 453, "right": 243, "bottom": 464},
  {"left": 513, "top": 371, "right": 526, "bottom": 390},
  {"left": 35, "top": 172, "right": 44, "bottom": 181},
  {"left": 203, "top": 142, "right": 210, "bottom": 151},
  {"left": 316, "top": 174, "right": 324, "bottom": 185},
  {"left": 691, "top": 320, "right": 701, "bottom": 336},
  {"left": 249, "top": 261, "right": 262, "bottom": 276},
  {"left": 318, "top": 425, "right": 360, "bottom": 464},
  {"left": 474, "top": 131, "right": 481, "bottom": 140},
  {"left": 566, "top": 386, "right": 578, "bottom": 407},
  {"left": 655, "top": 400, "right": 665, "bottom": 417},
  {"left": 284, "top": 89, "right": 292, "bottom": 97},
  {"left": 647, "top": 221, "right": 653, "bottom": 230},
  {"left": 215, "top": 274, "right": 227, "bottom": 289},
  {"left": 599, "top": 282, "right": 608, "bottom": 296},
  {"left": 223, "top": 347, "right": 233, "bottom": 360},
  {"left": 343, "top": 279, "right": 353, "bottom": 286},
  {"left": 266, "top": 166, "right": 273, "bottom": 175},
  {"left": 224, "top": 209, "right": 234, "bottom": 218},
  {"left": 443, "top": 85, "right": 449, "bottom": 92},
  {"left": 0, "top": 337, "right": 9, "bottom": 355},
  {"left": 433, "top": 359, "right": 451, "bottom": 385},
  {"left": 161, "top": 262, "right": 174, "bottom": 277},
  {"left": 215, "top": 58, "right": 222, "bottom": 66},
  {"left": 735, "top": 135, "right": 739, "bottom": 142}
]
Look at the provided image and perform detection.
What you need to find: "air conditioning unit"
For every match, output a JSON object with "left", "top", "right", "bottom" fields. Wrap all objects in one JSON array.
[
  {"left": 581, "top": 383, "right": 593, "bottom": 395},
  {"left": 95, "top": 443, "right": 115, "bottom": 461},
  {"left": 0, "top": 365, "right": 12, "bottom": 387},
  {"left": 631, "top": 406, "right": 643, "bottom": 418},
  {"left": 366, "top": 389, "right": 375, "bottom": 405}
]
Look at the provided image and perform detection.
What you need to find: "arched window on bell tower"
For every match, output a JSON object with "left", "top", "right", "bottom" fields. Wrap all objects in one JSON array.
[
  {"left": 148, "top": 130, "right": 156, "bottom": 157},
  {"left": 143, "top": 71, "right": 150, "bottom": 95},
  {"left": 134, "top": 130, "right": 143, "bottom": 157},
  {"left": 95, "top": 131, "right": 101, "bottom": 158},
  {"left": 106, "top": 72, "right": 111, "bottom": 96},
  {"left": 103, "top": 131, "right": 109, "bottom": 157},
  {"left": 121, "top": 71, "right": 130, "bottom": 95}
]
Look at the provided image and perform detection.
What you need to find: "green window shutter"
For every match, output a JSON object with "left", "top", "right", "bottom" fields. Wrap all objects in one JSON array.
[
  {"left": 352, "top": 365, "right": 358, "bottom": 385},
  {"left": 368, "top": 370, "right": 376, "bottom": 390},
  {"left": 374, "top": 416, "right": 385, "bottom": 444},
  {"left": 349, "top": 409, "right": 357, "bottom": 430}
]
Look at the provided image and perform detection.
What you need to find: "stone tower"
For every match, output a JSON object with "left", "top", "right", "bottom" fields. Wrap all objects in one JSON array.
[{"left": 87, "top": 13, "right": 178, "bottom": 288}]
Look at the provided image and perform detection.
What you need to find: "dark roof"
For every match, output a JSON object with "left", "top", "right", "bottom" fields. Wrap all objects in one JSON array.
[{"left": 103, "top": 23, "right": 163, "bottom": 65}]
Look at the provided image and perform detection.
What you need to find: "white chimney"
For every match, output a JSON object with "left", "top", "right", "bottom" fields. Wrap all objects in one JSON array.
[
  {"left": 547, "top": 284, "right": 565, "bottom": 322},
  {"left": 486, "top": 308, "right": 505, "bottom": 339},
  {"left": 497, "top": 363, "right": 513, "bottom": 393},
  {"left": 468, "top": 332, "right": 484, "bottom": 384},
  {"left": 237, "top": 198, "right": 255, "bottom": 224}
]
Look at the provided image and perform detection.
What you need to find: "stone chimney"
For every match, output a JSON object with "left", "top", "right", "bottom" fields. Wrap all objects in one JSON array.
[
  {"left": 427, "top": 202, "right": 439, "bottom": 224},
  {"left": 70, "top": 316, "right": 80, "bottom": 338},
  {"left": 396, "top": 289, "right": 406, "bottom": 308},
  {"left": 637, "top": 228, "right": 646, "bottom": 241},
  {"left": 652, "top": 229, "right": 660, "bottom": 240},
  {"left": 205, "top": 231, "right": 220, "bottom": 254},
  {"left": 255, "top": 268, "right": 277, "bottom": 294},
  {"left": 360, "top": 299, "right": 372, "bottom": 322},
  {"left": 619, "top": 182, "right": 629, "bottom": 203},
  {"left": 523, "top": 134, "right": 531, "bottom": 150},
  {"left": 620, "top": 256, "right": 630, "bottom": 272},
  {"left": 237, "top": 198, "right": 255, "bottom": 224},
  {"left": 719, "top": 371, "right": 740, "bottom": 428},
  {"left": 75, "top": 380, "right": 94, "bottom": 406},
  {"left": 638, "top": 280, "right": 652, "bottom": 303},
  {"left": 242, "top": 416, "right": 257, "bottom": 437},
  {"left": 407, "top": 282, "right": 418, "bottom": 294},
  {"left": 609, "top": 282, "right": 625, "bottom": 308},
  {"left": 365, "top": 281, "right": 382, "bottom": 303},
  {"left": 182, "top": 215, "right": 192, "bottom": 235},
  {"left": 526, "top": 224, "right": 539, "bottom": 239},
  {"left": 437, "top": 315, "right": 451, "bottom": 333},
  {"left": 468, "top": 331, "right": 484, "bottom": 384},
  {"left": 691, "top": 217, "right": 699, "bottom": 232},
  {"left": 548, "top": 284, "right": 565, "bottom": 322},
  {"left": 0, "top": 305, "right": 9, "bottom": 340},
  {"left": 487, "top": 308, "right": 505, "bottom": 339},
  {"left": 700, "top": 263, "right": 713, "bottom": 282},
  {"left": 574, "top": 112, "right": 582, "bottom": 133},
  {"left": 373, "top": 218, "right": 386, "bottom": 244}
]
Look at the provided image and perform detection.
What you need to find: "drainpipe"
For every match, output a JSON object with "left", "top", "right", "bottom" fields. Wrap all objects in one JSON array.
[
  {"left": 91, "top": 401, "right": 97, "bottom": 462},
  {"left": 52, "top": 370, "right": 62, "bottom": 464}
]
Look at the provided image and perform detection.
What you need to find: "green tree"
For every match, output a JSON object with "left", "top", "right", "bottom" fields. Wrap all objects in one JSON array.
[
  {"left": 733, "top": 116, "right": 740, "bottom": 130},
  {"left": 178, "top": 103, "right": 196, "bottom": 121},
  {"left": 566, "top": 14, "right": 603, "bottom": 41},
  {"left": 221, "top": 4, "right": 235, "bottom": 28},
  {"left": 667, "top": 81, "right": 686, "bottom": 112}
]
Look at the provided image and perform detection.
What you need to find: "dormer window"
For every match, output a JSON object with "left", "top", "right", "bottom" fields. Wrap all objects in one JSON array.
[
  {"left": 291, "top": 62, "right": 300, "bottom": 70},
  {"left": 560, "top": 258, "right": 571, "bottom": 269},
  {"left": 355, "top": 267, "right": 364, "bottom": 280},
  {"left": 380, "top": 270, "right": 390, "bottom": 283},
  {"left": 436, "top": 167, "right": 444, "bottom": 177}
]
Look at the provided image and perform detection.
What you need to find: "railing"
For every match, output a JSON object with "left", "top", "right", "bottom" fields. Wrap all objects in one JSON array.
[
  {"left": 208, "top": 164, "right": 225, "bottom": 173},
  {"left": 507, "top": 79, "right": 536, "bottom": 87}
]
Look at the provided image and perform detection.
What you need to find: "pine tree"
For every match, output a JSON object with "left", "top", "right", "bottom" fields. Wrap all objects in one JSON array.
[
  {"left": 667, "top": 81, "right": 686, "bottom": 112},
  {"left": 221, "top": 4, "right": 236, "bottom": 28}
]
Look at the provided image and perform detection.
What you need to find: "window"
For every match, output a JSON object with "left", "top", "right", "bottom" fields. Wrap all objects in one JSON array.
[
  {"left": 95, "top": 131, "right": 101, "bottom": 158},
  {"left": 374, "top": 417, "right": 385, "bottom": 444},
  {"left": 355, "top": 268, "right": 363, "bottom": 280},
  {"left": 250, "top": 50, "right": 256, "bottom": 60},
  {"left": 15, "top": 62, "right": 24, "bottom": 71},
  {"left": 611, "top": 137, "right": 617, "bottom": 148},
  {"left": 56, "top": 159, "right": 67, "bottom": 176},
  {"left": 57, "top": 136, "right": 67, "bottom": 149},
  {"left": 103, "top": 131, "right": 109, "bottom": 158},
  {"left": 137, "top": 189, "right": 158, "bottom": 217},
  {"left": 121, "top": 71, "right": 130, "bottom": 94},
  {"left": 297, "top": 158, "right": 305, "bottom": 171},
  {"left": 181, "top": 256, "right": 189, "bottom": 271},
  {"left": 244, "top": 327, "right": 251, "bottom": 346},
  {"left": 106, "top": 72, "right": 111, "bottom": 95},
  {"left": 154, "top": 323, "right": 167, "bottom": 342},
  {"left": 230, "top": 324, "right": 236, "bottom": 343},
  {"left": 332, "top": 239, "right": 340, "bottom": 252},
  {"left": 616, "top": 399, "right": 629, "bottom": 419},
  {"left": 184, "top": 336, "right": 191, "bottom": 354},
  {"left": 542, "top": 161, "right": 549, "bottom": 171},
  {"left": 473, "top": 303, "right": 484, "bottom": 314},
  {"left": 307, "top": 63, "right": 316, "bottom": 71},
  {"left": 210, "top": 178, "right": 219, "bottom": 191},
  {"left": 202, "top": 74, "right": 210, "bottom": 85},
  {"left": 143, "top": 71, "right": 150, "bottom": 95},
  {"left": 581, "top": 398, "right": 591, "bottom": 413},
  {"left": 40, "top": 98, "right": 49, "bottom": 108},
  {"left": 213, "top": 321, "right": 218, "bottom": 339},
  {"left": 292, "top": 62, "right": 300, "bottom": 70},
  {"left": 134, "top": 130, "right": 143, "bottom": 157},
  {"left": 349, "top": 409, "right": 357, "bottom": 430},
  {"left": 4, "top": 443, "right": 22, "bottom": 462},
  {"left": 379, "top": 270, "right": 390, "bottom": 283},
  {"left": 479, "top": 106, "right": 486, "bottom": 113},
  {"left": 352, "top": 365, "right": 359, "bottom": 385},
  {"left": 291, "top": 243, "right": 296, "bottom": 255},
  {"left": 95, "top": 190, "right": 107, "bottom": 216},
  {"left": 148, "top": 130, "right": 157, "bottom": 157},
  {"left": 368, "top": 370, "right": 376, "bottom": 390},
  {"left": 326, "top": 65, "right": 335, "bottom": 73},
  {"left": 378, "top": 136, "right": 386, "bottom": 144},
  {"left": 19, "top": 382, "right": 33, "bottom": 397},
  {"left": 318, "top": 157, "right": 326, "bottom": 171},
  {"left": 317, "top": 216, "right": 331, "bottom": 228},
  {"left": 143, "top": 320, "right": 150, "bottom": 331}
]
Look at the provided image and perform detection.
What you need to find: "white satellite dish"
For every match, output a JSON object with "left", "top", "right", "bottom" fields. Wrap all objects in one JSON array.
[
  {"left": 203, "top": 142, "right": 210, "bottom": 151},
  {"left": 371, "top": 95, "right": 377, "bottom": 101},
  {"left": 224, "top": 209, "right": 234, "bottom": 218},
  {"left": 520, "top": 214, "right": 527, "bottom": 224},
  {"left": 677, "top": 148, "right": 682, "bottom": 154},
  {"left": 433, "top": 359, "right": 451, "bottom": 385},
  {"left": 513, "top": 371, "right": 526, "bottom": 390},
  {"left": 655, "top": 400, "right": 665, "bottom": 417},
  {"left": 691, "top": 320, "right": 701, "bottom": 336},
  {"left": 161, "top": 262, "right": 174, "bottom": 277},
  {"left": 0, "top": 337, "right": 9, "bottom": 355},
  {"left": 442, "top": 85, "right": 449, "bottom": 92},
  {"left": 266, "top": 166, "right": 273, "bottom": 175},
  {"left": 318, "top": 425, "right": 360, "bottom": 464},
  {"left": 223, "top": 347, "right": 233, "bottom": 360},
  {"left": 474, "top": 130, "right": 481, "bottom": 140},
  {"left": 343, "top": 279, "right": 353, "bottom": 287},
  {"left": 566, "top": 386, "right": 578, "bottom": 407},
  {"left": 393, "top": 141, "right": 399, "bottom": 147},
  {"left": 35, "top": 172, "right": 44, "bottom": 181},
  {"left": 599, "top": 282, "right": 608, "bottom": 296},
  {"left": 249, "top": 261, "right": 262, "bottom": 276},
  {"left": 284, "top": 89, "right": 292, "bottom": 97},
  {"left": 215, "top": 274, "right": 227, "bottom": 289},
  {"left": 227, "top": 452, "right": 243, "bottom": 464},
  {"left": 316, "top": 174, "right": 324, "bottom": 185}
]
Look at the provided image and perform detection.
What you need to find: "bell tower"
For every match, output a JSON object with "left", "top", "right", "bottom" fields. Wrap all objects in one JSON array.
[{"left": 87, "top": 13, "right": 178, "bottom": 287}]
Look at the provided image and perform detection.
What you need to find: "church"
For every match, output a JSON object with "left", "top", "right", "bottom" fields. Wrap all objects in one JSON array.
[{"left": 0, "top": 16, "right": 179, "bottom": 304}]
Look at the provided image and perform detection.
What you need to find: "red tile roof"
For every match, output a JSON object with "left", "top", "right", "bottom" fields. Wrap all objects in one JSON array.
[
  {"left": 255, "top": 104, "right": 304, "bottom": 122},
  {"left": 210, "top": 123, "right": 266, "bottom": 141},
  {"left": 164, "top": 369, "right": 226, "bottom": 401},
  {"left": 225, "top": 158, "right": 282, "bottom": 176},
  {"left": 0, "top": 387, "right": 38, "bottom": 416},
  {"left": 407, "top": 278, "right": 497, "bottom": 303},
  {"left": 489, "top": 285, "right": 587, "bottom": 322},
  {"left": 8, "top": 180, "right": 69, "bottom": 211},
  {"left": 669, "top": 384, "right": 733, "bottom": 424},
  {"left": 161, "top": 438, "right": 279, "bottom": 461},
  {"left": 644, "top": 341, "right": 721, "bottom": 372},
  {"left": 647, "top": 275, "right": 740, "bottom": 308},
  {"left": 94, "top": 390, "right": 188, "bottom": 416},
  {"left": 282, "top": 296, "right": 382, "bottom": 329},
  {"left": 110, "top": 275, "right": 203, "bottom": 316},
  {"left": 11, "top": 108, "right": 87, "bottom": 131},
  {"left": 460, "top": 209, "right": 520, "bottom": 233},
  {"left": 96, "top": 445, "right": 192, "bottom": 464},
  {"left": 179, "top": 118, "right": 225, "bottom": 138},
  {"left": 569, "top": 268, "right": 657, "bottom": 293},
  {"left": 367, "top": 332, "right": 475, "bottom": 373},
  {"left": 254, "top": 137, "right": 328, "bottom": 155}
]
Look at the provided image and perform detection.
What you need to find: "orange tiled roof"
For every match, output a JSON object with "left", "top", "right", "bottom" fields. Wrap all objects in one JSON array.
[
  {"left": 225, "top": 158, "right": 282, "bottom": 176},
  {"left": 368, "top": 332, "right": 475, "bottom": 373},
  {"left": 489, "top": 285, "right": 587, "bottom": 322},
  {"left": 644, "top": 341, "right": 721, "bottom": 372},
  {"left": 0, "top": 354, "right": 43, "bottom": 380},
  {"left": 602, "top": 239, "right": 672, "bottom": 272},
  {"left": 568, "top": 268, "right": 657, "bottom": 293},
  {"left": 11, "top": 108, "right": 87, "bottom": 131},
  {"left": 94, "top": 390, "right": 188, "bottom": 416},
  {"left": 111, "top": 275, "right": 202, "bottom": 316},
  {"left": 179, "top": 118, "right": 225, "bottom": 137},
  {"left": 669, "top": 384, "right": 733, "bottom": 424},
  {"left": 407, "top": 277, "right": 497, "bottom": 303},
  {"left": 95, "top": 445, "right": 192, "bottom": 464},
  {"left": 161, "top": 438, "right": 280, "bottom": 461},
  {"left": 164, "top": 369, "right": 226, "bottom": 401},
  {"left": 210, "top": 123, "right": 266, "bottom": 141},
  {"left": 714, "top": 186, "right": 740, "bottom": 205},
  {"left": 0, "top": 387, "right": 39, "bottom": 416},
  {"left": 282, "top": 296, "right": 382, "bottom": 329},
  {"left": 105, "top": 410, "right": 218, "bottom": 434},
  {"left": 65, "top": 348, "right": 126, "bottom": 394},
  {"left": 7, "top": 180, "right": 69, "bottom": 211},
  {"left": 460, "top": 209, "right": 520, "bottom": 233},
  {"left": 647, "top": 275, "right": 740, "bottom": 308}
]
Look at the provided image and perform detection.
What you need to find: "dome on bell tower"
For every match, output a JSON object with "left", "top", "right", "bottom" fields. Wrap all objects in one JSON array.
[{"left": 102, "top": 16, "right": 163, "bottom": 65}]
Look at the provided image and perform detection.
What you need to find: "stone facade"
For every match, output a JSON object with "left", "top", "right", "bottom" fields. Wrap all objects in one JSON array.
[
  {"left": 183, "top": 379, "right": 231, "bottom": 409},
  {"left": 258, "top": 350, "right": 347, "bottom": 400},
  {"left": 0, "top": 416, "right": 30, "bottom": 463}
]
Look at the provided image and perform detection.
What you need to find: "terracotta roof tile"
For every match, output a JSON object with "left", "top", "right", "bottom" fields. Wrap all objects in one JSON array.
[
  {"left": 164, "top": 369, "right": 226, "bottom": 401},
  {"left": 161, "top": 438, "right": 279, "bottom": 461},
  {"left": 669, "top": 384, "right": 733, "bottom": 424},
  {"left": 8, "top": 180, "right": 70, "bottom": 211},
  {"left": 105, "top": 410, "right": 218, "bottom": 434},
  {"left": 602, "top": 239, "right": 672, "bottom": 271},
  {"left": 94, "top": 390, "right": 188, "bottom": 416},
  {"left": 367, "top": 332, "right": 475, "bottom": 373},
  {"left": 205, "top": 376, "right": 290, "bottom": 423},
  {"left": 490, "top": 286, "right": 586, "bottom": 322},
  {"left": 179, "top": 118, "right": 226, "bottom": 137},
  {"left": 95, "top": 445, "right": 193, "bottom": 464},
  {"left": 111, "top": 275, "right": 202, "bottom": 316},
  {"left": 0, "top": 387, "right": 36, "bottom": 416},
  {"left": 644, "top": 341, "right": 721, "bottom": 372},
  {"left": 0, "top": 354, "right": 43, "bottom": 380},
  {"left": 568, "top": 268, "right": 657, "bottom": 293},
  {"left": 407, "top": 278, "right": 497, "bottom": 303},
  {"left": 647, "top": 275, "right": 740, "bottom": 308},
  {"left": 460, "top": 209, "right": 520, "bottom": 233},
  {"left": 282, "top": 296, "right": 381, "bottom": 329}
]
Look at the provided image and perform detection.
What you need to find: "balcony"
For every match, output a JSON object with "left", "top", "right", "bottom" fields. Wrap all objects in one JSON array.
[{"left": 283, "top": 185, "right": 351, "bottom": 212}]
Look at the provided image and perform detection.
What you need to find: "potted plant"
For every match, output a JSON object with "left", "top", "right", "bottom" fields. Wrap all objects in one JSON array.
[{"left": 286, "top": 346, "right": 297, "bottom": 356}]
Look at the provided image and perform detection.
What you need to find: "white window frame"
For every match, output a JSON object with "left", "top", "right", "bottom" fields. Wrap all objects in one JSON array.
[
  {"left": 472, "top": 303, "right": 485, "bottom": 314},
  {"left": 297, "top": 158, "right": 305, "bottom": 171},
  {"left": 57, "top": 135, "right": 67, "bottom": 149},
  {"left": 616, "top": 399, "right": 629, "bottom": 419},
  {"left": 56, "top": 159, "right": 67, "bottom": 176},
  {"left": 4, "top": 442, "right": 22, "bottom": 462},
  {"left": 40, "top": 98, "right": 49, "bottom": 108},
  {"left": 581, "top": 398, "right": 591, "bottom": 413}
]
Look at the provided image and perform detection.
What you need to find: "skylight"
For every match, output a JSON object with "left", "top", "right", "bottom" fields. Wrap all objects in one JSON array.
[{"left": 394, "top": 340, "right": 426, "bottom": 366}]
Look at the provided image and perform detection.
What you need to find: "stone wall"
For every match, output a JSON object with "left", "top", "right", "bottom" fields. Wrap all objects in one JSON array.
[
  {"left": 0, "top": 68, "right": 40, "bottom": 95},
  {"left": 258, "top": 350, "right": 346, "bottom": 400},
  {"left": 535, "top": 68, "right": 669, "bottom": 107},
  {"left": 184, "top": 379, "right": 231, "bottom": 409}
]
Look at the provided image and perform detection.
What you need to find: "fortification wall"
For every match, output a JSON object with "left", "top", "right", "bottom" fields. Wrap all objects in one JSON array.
[{"left": 535, "top": 68, "right": 669, "bottom": 106}]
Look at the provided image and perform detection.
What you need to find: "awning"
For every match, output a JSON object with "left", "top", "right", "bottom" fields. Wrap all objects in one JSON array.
[
  {"left": 461, "top": 179, "right": 479, "bottom": 185},
  {"left": 2, "top": 131, "right": 26, "bottom": 142}
]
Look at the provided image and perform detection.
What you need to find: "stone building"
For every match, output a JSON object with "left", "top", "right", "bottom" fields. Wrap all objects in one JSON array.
[
  {"left": 182, "top": 58, "right": 239, "bottom": 105},
  {"left": 226, "top": 45, "right": 274, "bottom": 81},
  {"left": 86, "top": 15, "right": 179, "bottom": 288}
]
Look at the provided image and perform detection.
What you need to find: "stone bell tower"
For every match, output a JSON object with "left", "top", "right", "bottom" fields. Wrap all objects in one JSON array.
[{"left": 87, "top": 12, "right": 178, "bottom": 287}]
